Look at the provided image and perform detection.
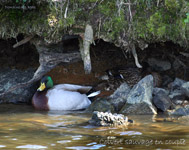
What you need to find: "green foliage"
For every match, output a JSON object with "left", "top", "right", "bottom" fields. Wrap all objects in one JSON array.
[
  {"left": 165, "top": 0, "right": 180, "bottom": 11},
  {"left": 184, "top": 13, "right": 189, "bottom": 23},
  {"left": 0, "top": 0, "right": 188, "bottom": 47}
]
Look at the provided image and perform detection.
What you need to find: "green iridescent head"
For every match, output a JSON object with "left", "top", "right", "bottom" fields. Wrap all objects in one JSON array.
[{"left": 37, "top": 76, "right": 54, "bottom": 91}]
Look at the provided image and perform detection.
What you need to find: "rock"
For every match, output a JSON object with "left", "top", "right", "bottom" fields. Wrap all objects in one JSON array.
[
  {"left": 169, "top": 90, "right": 186, "bottom": 101},
  {"left": 0, "top": 68, "right": 38, "bottom": 103},
  {"left": 120, "top": 75, "right": 157, "bottom": 114},
  {"left": 153, "top": 87, "right": 169, "bottom": 96},
  {"left": 181, "top": 82, "right": 189, "bottom": 97},
  {"left": 168, "top": 78, "right": 187, "bottom": 101},
  {"left": 89, "top": 111, "right": 131, "bottom": 126},
  {"left": 173, "top": 60, "right": 182, "bottom": 70},
  {"left": 153, "top": 94, "right": 173, "bottom": 112},
  {"left": 108, "top": 82, "right": 130, "bottom": 112},
  {"left": 86, "top": 98, "right": 114, "bottom": 113},
  {"left": 168, "top": 105, "right": 189, "bottom": 116},
  {"left": 147, "top": 58, "right": 171, "bottom": 71},
  {"left": 168, "top": 78, "right": 186, "bottom": 91},
  {"left": 174, "top": 100, "right": 189, "bottom": 105}
]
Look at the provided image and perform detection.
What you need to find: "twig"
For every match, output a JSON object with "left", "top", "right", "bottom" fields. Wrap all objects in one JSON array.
[
  {"left": 116, "top": 0, "right": 123, "bottom": 16},
  {"left": 13, "top": 35, "right": 34, "bottom": 48},
  {"left": 128, "top": 0, "right": 132, "bottom": 21},
  {"left": 98, "top": 18, "right": 102, "bottom": 38},
  {"left": 92, "top": 0, "right": 99, "bottom": 9},
  {"left": 60, "top": 0, "right": 66, "bottom": 18},
  {"left": 64, "top": 0, "right": 69, "bottom": 18},
  {"left": 122, "top": 1, "right": 132, "bottom": 21}
]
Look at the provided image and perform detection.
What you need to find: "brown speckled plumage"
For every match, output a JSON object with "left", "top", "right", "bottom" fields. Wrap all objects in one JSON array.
[
  {"left": 99, "top": 67, "right": 142, "bottom": 91},
  {"left": 98, "top": 66, "right": 162, "bottom": 92}
]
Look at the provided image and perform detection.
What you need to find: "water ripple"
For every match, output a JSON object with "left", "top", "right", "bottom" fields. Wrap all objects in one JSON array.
[
  {"left": 57, "top": 140, "right": 71, "bottom": 144},
  {"left": 66, "top": 144, "right": 106, "bottom": 149},
  {"left": 16, "top": 145, "right": 47, "bottom": 149},
  {"left": 0, "top": 145, "right": 6, "bottom": 148},
  {"left": 119, "top": 131, "right": 142, "bottom": 136},
  {"left": 72, "top": 135, "right": 82, "bottom": 140}
]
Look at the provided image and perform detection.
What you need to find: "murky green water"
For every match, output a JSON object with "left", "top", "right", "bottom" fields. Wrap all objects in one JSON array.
[{"left": 0, "top": 104, "right": 188, "bottom": 150}]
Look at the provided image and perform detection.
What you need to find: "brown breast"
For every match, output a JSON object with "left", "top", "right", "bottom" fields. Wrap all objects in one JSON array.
[{"left": 32, "top": 91, "right": 49, "bottom": 110}]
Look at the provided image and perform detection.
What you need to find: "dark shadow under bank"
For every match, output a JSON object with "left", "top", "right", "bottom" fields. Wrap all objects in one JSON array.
[{"left": 0, "top": 38, "right": 188, "bottom": 115}]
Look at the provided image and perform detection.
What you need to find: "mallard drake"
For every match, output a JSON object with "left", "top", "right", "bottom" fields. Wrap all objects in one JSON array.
[{"left": 32, "top": 76, "right": 100, "bottom": 111}]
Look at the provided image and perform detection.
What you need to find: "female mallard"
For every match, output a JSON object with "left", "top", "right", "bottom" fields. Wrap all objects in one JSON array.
[
  {"left": 98, "top": 67, "right": 142, "bottom": 91},
  {"left": 32, "top": 76, "right": 100, "bottom": 111},
  {"left": 98, "top": 65, "right": 162, "bottom": 91}
]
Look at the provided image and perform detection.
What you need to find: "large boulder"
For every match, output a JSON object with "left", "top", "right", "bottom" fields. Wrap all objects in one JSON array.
[
  {"left": 108, "top": 82, "right": 131, "bottom": 112},
  {"left": 120, "top": 75, "right": 157, "bottom": 114},
  {"left": 0, "top": 68, "right": 37, "bottom": 103}
]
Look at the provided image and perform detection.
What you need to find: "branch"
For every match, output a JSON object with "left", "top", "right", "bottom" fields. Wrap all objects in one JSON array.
[{"left": 13, "top": 35, "right": 34, "bottom": 48}]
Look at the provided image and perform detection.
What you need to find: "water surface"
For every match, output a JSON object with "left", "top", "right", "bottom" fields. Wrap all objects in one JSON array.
[{"left": 0, "top": 104, "right": 188, "bottom": 150}]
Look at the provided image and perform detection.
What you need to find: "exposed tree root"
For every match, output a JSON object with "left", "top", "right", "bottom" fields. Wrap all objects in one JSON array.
[
  {"left": 0, "top": 38, "right": 81, "bottom": 98},
  {"left": 80, "top": 24, "right": 94, "bottom": 74},
  {"left": 131, "top": 43, "right": 142, "bottom": 68}
]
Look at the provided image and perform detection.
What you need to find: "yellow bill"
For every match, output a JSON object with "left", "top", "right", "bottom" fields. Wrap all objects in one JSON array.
[{"left": 37, "top": 83, "right": 46, "bottom": 91}]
